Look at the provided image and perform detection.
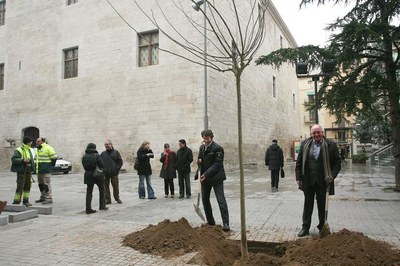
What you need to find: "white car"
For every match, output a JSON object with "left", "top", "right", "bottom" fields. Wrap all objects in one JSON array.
[
  {"left": 53, "top": 157, "right": 72, "bottom": 174},
  {"left": 30, "top": 148, "right": 72, "bottom": 174}
]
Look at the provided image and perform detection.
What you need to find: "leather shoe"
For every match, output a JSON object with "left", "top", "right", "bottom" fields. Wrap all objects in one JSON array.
[
  {"left": 297, "top": 229, "right": 309, "bottom": 237},
  {"left": 86, "top": 209, "right": 96, "bottom": 214},
  {"left": 222, "top": 224, "right": 230, "bottom": 232},
  {"left": 100, "top": 207, "right": 108, "bottom": 211},
  {"left": 116, "top": 199, "right": 122, "bottom": 204}
]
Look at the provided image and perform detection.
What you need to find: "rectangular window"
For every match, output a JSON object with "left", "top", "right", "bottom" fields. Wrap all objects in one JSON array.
[
  {"left": 0, "top": 63, "right": 4, "bottom": 90},
  {"left": 308, "top": 95, "right": 316, "bottom": 121},
  {"left": 272, "top": 76, "right": 276, "bottom": 98},
  {"left": 338, "top": 131, "right": 346, "bottom": 141},
  {"left": 67, "top": 0, "right": 78, "bottom": 5},
  {"left": 0, "top": 0, "right": 5, "bottom": 26},
  {"left": 280, "top": 35, "right": 283, "bottom": 49},
  {"left": 138, "top": 31, "right": 159, "bottom": 67},
  {"left": 64, "top": 47, "right": 78, "bottom": 79}
]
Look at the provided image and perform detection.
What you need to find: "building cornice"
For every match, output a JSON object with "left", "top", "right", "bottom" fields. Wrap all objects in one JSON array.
[{"left": 267, "top": 1, "right": 298, "bottom": 48}]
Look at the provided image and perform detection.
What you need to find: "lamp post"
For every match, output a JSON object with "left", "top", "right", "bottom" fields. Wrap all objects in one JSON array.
[
  {"left": 192, "top": 0, "right": 208, "bottom": 130},
  {"left": 296, "top": 60, "right": 335, "bottom": 125},
  {"left": 312, "top": 76, "right": 320, "bottom": 124}
]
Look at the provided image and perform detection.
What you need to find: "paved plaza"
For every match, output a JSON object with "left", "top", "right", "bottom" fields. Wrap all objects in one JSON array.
[{"left": 0, "top": 161, "right": 399, "bottom": 265}]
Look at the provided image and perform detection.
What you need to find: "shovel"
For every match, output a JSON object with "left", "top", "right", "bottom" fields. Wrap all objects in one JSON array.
[
  {"left": 320, "top": 185, "right": 331, "bottom": 238},
  {"left": 193, "top": 168, "right": 205, "bottom": 222}
]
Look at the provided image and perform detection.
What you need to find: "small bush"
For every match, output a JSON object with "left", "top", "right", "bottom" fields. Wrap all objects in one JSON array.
[{"left": 352, "top": 153, "right": 368, "bottom": 163}]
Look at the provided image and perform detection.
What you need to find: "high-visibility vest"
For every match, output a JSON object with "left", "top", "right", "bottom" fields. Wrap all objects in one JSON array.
[
  {"left": 35, "top": 143, "right": 57, "bottom": 173},
  {"left": 17, "top": 144, "right": 32, "bottom": 160}
]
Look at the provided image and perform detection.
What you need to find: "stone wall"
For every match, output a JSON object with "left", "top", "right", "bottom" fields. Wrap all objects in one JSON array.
[{"left": 0, "top": 0, "right": 300, "bottom": 172}]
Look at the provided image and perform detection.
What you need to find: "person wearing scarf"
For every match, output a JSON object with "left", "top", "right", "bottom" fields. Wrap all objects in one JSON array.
[
  {"left": 295, "top": 124, "right": 341, "bottom": 237},
  {"left": 160, "top": 143, "right": 177, "bottom": 198}
]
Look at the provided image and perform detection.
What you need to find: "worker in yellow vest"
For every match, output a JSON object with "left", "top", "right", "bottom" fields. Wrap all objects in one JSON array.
[
  {"left": 11, "top": 136, "right": 35, "bottom": 206},
  {"left": 35, "top": 137, "right": 57, "bottom": 204}
]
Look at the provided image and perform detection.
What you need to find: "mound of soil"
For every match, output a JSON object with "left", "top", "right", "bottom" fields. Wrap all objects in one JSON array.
[{"left": 123, "top": 218, "right": 400, "bottom": 266}]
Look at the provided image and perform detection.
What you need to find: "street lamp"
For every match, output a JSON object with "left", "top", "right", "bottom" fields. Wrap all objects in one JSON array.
[
  {"left": 296, "top": 60, "right": 335, "bottom": 124},
  {"left": 192, "top": 0, "right": 208, "bottom": 130}
]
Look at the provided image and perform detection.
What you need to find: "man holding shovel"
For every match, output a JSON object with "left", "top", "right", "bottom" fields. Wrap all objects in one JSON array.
[
  {"left": 295, "top": 124, "right": 341, "bottom": 237},
  {"left": 197, "top": 129, "right": 230, "bottom": 232}
]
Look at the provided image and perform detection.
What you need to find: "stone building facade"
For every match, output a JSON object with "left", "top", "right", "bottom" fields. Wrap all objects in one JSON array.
[{"left": 0, "top": 0, "right": 300, "bottom": 171}]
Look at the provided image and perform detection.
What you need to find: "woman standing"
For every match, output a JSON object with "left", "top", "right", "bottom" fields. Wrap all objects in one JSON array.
[
  {"left": 136, "top": 141, "right": 156, "bottom": 199},
  {"left": 159, "top": 143, "right": 177, "bottom": 198},
  {"left": 82, "top": 143, "right": 108, "bottom": 214}
]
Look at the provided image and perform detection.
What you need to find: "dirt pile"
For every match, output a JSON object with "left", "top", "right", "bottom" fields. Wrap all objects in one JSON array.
[{"left": 123, "top": 218, "right": 400, "bottom": 266}]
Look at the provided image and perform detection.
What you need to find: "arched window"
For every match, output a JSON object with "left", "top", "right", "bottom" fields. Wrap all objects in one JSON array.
[{"left": 23, "top": 127, "right": 39, "bottom": 148}]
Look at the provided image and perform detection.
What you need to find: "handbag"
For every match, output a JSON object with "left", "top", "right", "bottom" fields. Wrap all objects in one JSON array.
[
  {"left": 93, "top": 165, "right": 105, "bottom": 180},
  {"left": 280, "top": 168, "right": 285, "bottom": 178}
]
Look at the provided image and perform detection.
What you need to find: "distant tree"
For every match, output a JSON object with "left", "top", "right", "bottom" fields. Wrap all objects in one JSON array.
[
  {"left": 353, "top": 107, "right": 392, "bottom": 145},
  {"left": 256, "top": 0, "right": 400, "bottom": 190}
]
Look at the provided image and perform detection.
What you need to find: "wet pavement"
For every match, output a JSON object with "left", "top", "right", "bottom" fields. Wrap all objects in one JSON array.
[{"left": 0, "top": 161, "right": 399, "bottom": 265}]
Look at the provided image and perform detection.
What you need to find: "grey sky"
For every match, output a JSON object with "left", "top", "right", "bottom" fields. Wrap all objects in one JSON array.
[{"left": 271, "top": 0, "right": 351, "bottom": 46}]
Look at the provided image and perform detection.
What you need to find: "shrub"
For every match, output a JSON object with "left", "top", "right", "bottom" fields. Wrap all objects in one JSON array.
[{"left": 352, "top": 153, "right": 368, "bottom": 163}]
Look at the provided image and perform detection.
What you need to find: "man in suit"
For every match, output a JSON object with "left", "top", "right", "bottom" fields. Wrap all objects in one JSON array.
[{"left": 295, "top": 124, "right": 341, "bottom": 237}]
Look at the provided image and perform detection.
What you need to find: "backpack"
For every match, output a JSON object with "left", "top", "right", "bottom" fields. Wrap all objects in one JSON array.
[
  {"left": 133, "top": 157, "right": 139, "bottom": 171},
  {"left": 83, "top": 154, "right": 97, "bottom": 171}
]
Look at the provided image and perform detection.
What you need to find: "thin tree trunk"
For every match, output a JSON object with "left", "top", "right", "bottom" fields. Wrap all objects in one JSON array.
[
  {"left": 389, "top": 95, "right": 400, "bottom": 190},
  {"left": 236, "top": 72, "right": 249, "bottom": 259}
]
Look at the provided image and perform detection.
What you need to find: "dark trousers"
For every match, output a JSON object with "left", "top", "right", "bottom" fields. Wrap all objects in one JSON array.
[
  {"left": 301, "top": 183, "right": 326, "bottom": 230},
  {"left": 86, "top": 178, "right": 106, "bottom": 211},
  {"left": 104, "top": 175, "right": 120, "bottom": 202},
  {"left": 270, "top": 170, "right": 279, "bottom": 188},
  {"left": 178, "top": 171, "right": 191, "bottom": 197},
  {"left": 13, "top": 171, "right": 32, "bottom": 204},
  {"left": 201, "top": 181, "right": 229, "bottom": 226},
  {"left": 164, "top": 179, "right": 175, "bottom": 196}
]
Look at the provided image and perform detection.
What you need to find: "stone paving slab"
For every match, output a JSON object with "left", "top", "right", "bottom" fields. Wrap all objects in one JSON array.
[
  {"left": 4, "top": 204, "right": 28, "bottom": 212},
  {"left": 7, "top": 209, "right": 38, "bottom": 223},
  {"left": 0, "top": 215, "right": 8, "bottom": 226},
  {"left": 28, "top": 205, "right": 53, "bottom": 215}
]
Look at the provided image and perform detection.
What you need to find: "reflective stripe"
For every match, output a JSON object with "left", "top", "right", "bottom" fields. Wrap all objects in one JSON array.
[{"left": 35, "top": 144, "right": 57, "bottom": 163}]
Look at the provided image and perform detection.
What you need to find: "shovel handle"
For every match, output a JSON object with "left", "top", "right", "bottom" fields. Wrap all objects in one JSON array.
[
  {"left": 325, "top": 185, "right": 330, "bottom": 221},
  {"left": 197, "top": 168, "right": 202, "bottom": 205}
]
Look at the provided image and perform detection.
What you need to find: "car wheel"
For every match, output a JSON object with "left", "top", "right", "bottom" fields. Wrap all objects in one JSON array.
[{"left": 63, "top": 171, "right": 69, "bottom": 174}]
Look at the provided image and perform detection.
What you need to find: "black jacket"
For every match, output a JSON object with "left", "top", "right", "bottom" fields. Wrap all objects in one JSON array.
[
  {"left": 137, "top": 148, "right": 154, "bottom": 175},
  {"left": 101, "top": 149, "right": 123, "bottom": 177},
  {"left": 176, "top": 146, "right": 193, "bottom": 173},
  {"left": 159, "top": 151, "right": 177, "bottom": 180},
  {"left": 198, "top": 141, "right": 226, "bottom": 184},
  {"left": 82, "top": 148, "right": 104, "bottom": 184},
  {"left": 265, "top": 144, "right": 284, "bottom": 171}
]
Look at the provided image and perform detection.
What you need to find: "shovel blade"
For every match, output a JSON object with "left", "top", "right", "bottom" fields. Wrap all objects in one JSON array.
[
  {"left": 320, "top": 222, "right": 331, "bottom": 238},
  {"left": 193, "top": 203, "right": 205, "bottom": 222}
]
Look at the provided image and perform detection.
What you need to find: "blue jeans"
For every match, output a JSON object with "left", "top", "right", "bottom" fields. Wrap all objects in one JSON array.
[{"left": 138, "top": 174, "right": 155, "bottom": 199}]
